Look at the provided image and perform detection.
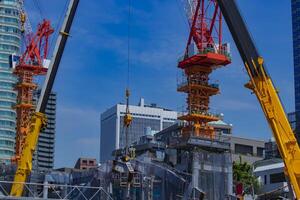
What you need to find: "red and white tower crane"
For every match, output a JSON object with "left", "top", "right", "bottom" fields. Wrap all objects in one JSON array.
[
  {"left": 12, "top": 20, "right": 54, "bottom": 162},
  {"left": 178, "top": 0, "right": 231, "bottom": 138}
]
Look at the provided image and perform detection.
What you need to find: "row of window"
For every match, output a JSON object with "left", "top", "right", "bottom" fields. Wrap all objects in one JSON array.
[
  {"left": 0, "top": 100, "right": 14, "bottom": 107},
  {"left": 0, "top": 90, "right": 15, "bottom": 98},
  {"left": 0, "top": 119, "right": 14, "bottom": 126},
  {"left": 264, "top": 172, "right": 286, "bottom": 185},
  {"left": 0, "top": 110, "right": 15, "bottom": 117},
  {"left": 163, "top": 117, "right": 177, "bottom": 121},
  {"left": 0, "top": 6, "right": 18, "bottom": 17},
  {"left": 0, "top": 43, "right": 18, "bottom": 51},
  {"left": 0, "top": 139, "right": 13, "bottom": 146},
  {"left": 0, "top": 129, "right": 14, "bottom": 136},
  {"left": 120, "top": 112, "right": 160, "bottom": 118},
  {"left": 0, "top": 16, "right": 18, "bottom": 26},
  {"left": 0, "top": 24, "right": 20, "bottom": 33},
  {"left": 0, "top": 81, "right": 14, "bottom": 88},
  {"left": 0, "top": 149, "right": 13, "bottom": 156},
  {"left": 0, "top": 34, "right": 20, "bottom": 44},
  {"left": 234, "top": 144, "right": 264, "bottom": 157}
]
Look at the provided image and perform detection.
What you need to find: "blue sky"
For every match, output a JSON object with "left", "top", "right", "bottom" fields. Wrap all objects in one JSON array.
[{"left": 25, "top": 0, "right": 294, "bottom": 168}]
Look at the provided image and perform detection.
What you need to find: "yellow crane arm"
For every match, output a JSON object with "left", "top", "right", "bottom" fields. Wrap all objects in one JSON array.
[
  {"left": 10, "top": 113, "right": 46, "bottom": 196},
  {"left": 216, "top": 0, "right": 300, "bottom": 198},
  {"left": 246, "top": 58, "right": 300, "bottom": 198}
]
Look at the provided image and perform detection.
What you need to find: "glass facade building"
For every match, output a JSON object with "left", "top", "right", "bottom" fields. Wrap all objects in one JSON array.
[
  {"left": 100, "top": 99, "right": 178, "bottom": 162},
  {"left": 293, "top": 0, "right": 300, "bottom": 143},
  {"left": 0, "top": 0, "right": 20, "bottom": 163}
]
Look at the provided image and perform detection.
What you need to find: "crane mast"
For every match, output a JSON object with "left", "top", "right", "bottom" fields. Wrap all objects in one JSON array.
[
  {"left": 12, "top": 20, "right": 54, "bottom": 163},
  {"left": 216, "top": 0, "right": 300, "bottom": 198},
  {"left": 10, "top": 0, "right": 80, "bottom": 196},
  {"left": 178, "top": 0, "right": 231, "bottom": 139}
]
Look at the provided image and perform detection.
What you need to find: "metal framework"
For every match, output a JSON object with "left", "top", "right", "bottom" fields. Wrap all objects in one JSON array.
[
  {"left": 0, "top": 180, "right": 113, "bottom": 200},
  {"left": 12, "top": 20, "right": 54, "bottom": 162},
  {"left": 178, "top": 0, "right": 231, "bottom": 138}
]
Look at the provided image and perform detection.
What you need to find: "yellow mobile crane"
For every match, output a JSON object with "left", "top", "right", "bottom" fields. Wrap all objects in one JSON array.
[
  {"left": 216, "top": 0, "right": 300, "bottom": 199},
  {"left": 10, "top": 0, "right": 80, "bottom": 196}
]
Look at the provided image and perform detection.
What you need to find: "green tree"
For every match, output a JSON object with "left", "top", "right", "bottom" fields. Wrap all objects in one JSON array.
[{"left": 233, "top": 159, "right": 260, "bottom": 195}]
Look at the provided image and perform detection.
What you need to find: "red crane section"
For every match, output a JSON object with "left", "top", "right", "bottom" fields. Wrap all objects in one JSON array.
[
  {"left": 178, "top": 0, "right": 231, "bottom": 139},
  {"left": 12, "top": 20, "right": 54, "bottom": 162}
]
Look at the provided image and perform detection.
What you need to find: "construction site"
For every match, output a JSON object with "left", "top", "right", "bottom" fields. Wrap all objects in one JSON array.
[{"left": 0, "top": 0, "right": 299, "bottom": 199}]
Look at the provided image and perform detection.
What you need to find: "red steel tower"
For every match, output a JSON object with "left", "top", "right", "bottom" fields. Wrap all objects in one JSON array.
[
  {"left": 178, "top": 0, "right": 231, "bottom": 139},
  {"left": 13, "top": 20, "right": 54, "bottom": 161}
]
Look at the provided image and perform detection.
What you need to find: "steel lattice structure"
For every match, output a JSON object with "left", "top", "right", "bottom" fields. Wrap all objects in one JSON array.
[
  {"left": 12, "top": 20, "right": 54, "bottom": 162},
  {"left": 178, "top": 0, "right": 231, "bottom": 138}
]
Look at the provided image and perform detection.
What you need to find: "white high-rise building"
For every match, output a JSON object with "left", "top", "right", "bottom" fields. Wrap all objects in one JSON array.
[{"left": 100, "top": 98, "right": 177, "bottom": 162}]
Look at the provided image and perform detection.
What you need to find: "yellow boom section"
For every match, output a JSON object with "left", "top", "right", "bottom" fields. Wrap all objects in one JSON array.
[
  {"left": 245, "top": 58, "right": 300, "bottom": 199},
  {"left": 10, "top": 112, "right": 46, "bottom": 197}
]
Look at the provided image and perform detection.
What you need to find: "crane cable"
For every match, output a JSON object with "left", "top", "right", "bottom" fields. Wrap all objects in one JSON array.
[
  {"left": 123, "top": 0, "right": 133, "bottom": 161},
  {"left": 32, "top": 0, "right": 44, "bottom": 21},
  {"left": 49, "top": 0, "right": 69, "bottom": 55}
]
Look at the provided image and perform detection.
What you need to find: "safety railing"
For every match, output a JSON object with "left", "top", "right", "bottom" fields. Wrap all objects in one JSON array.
[{"left": 0, "top": 180, "right": 113, "bottom": 200}]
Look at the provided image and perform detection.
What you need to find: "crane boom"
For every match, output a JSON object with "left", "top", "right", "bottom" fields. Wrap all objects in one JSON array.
[
  {"left": 10, "top": 0, "right": 80, "bottom": 196},
  {"left": 216, "top": 0, "right": 300, "bottom": 198}
]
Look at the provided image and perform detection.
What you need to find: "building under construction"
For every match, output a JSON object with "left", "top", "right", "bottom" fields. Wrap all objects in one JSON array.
[
  {"left": 0, "top": 0, "right": 235, "bottom": 199},
  {"left": 7, "top": 0, "right": 300, "bottom": 199},
  {"left": 0, "top": 128, "right": 233, "bottom": 199}
]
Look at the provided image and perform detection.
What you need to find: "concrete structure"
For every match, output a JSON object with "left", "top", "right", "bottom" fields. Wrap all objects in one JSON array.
[
  {"left": 32, "top": 89, "right": 56, "bottom": 171},
  {"left": 292, "top": 0, "right": 300, "bottom": 143},
  {"left": 100, "top": 98, "right": 177, "bottom": 162},
  {"left": 156, "top": 115, "right": 265, "bottom": 165},
  {"left": 74, "top": 158, "right": 97, "bottom": 170},
  {"left": 254, "top": 159, "right": 289, "bottom": 198},
  {"left": 154, "top": 122, "right": 233, "bottom": 199},
  {"left": 0, "top": 0, "right": 21, "bottom": 163}
]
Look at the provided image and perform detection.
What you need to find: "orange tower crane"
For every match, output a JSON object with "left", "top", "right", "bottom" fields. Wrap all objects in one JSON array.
[
  {"left": 13, "top": 20, "right": 54, "bottom": 161},
  {"left": 178, "top": 0, "right": 231, "bottom": 138}
]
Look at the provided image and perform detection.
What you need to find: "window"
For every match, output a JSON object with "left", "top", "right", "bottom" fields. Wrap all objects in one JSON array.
[
  {"left": 264, "top": 175, "right": 267, "bottom": 185},
  {"left": 257, "top": 147, "right": 264, "bottom": 157},
  {"left": 235, "top": 144, "right": 253, "bottom": 155},
  {"left": 270, "top": 172, "right": 285, "bottom": 184}
]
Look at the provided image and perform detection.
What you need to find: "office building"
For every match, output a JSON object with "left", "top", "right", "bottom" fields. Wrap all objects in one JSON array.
[
  {"left": 0, "top": 0, "right": 21, "bottom": 163},
  {"left": 74, "top": 158, "right": 97, "bottom": 170},
  {"left": 292, "top": 0, "right": 300, "bottom": 143},
  {"left": 228, "top": 135, "right": 265, "bottom": 164},
  {"left": 100, "top": 98, "right": 177, "bottom": 162},
  {"left": 32, "top": 89, "right": 56, "bottom": 171},
  {"left": 210, "top": 116, "right": 265, "bottom": 164},
  {"left": 254, "top": 159, "right": 289, "bottom": 198}
]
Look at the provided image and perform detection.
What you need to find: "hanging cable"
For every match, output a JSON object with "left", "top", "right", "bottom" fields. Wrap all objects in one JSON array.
[
  {"left": 127, "top": 0, "right": 132, "bottom": 89},
  {"left": 49, "top": 0, "right": 69, "bottom": 54},
  {"left": 123, "top": 0, "right": 133, "bottom": 161},
  {"left": 33, "top": 0, "right": 44, "bottom": 20}
]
